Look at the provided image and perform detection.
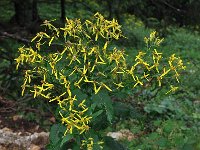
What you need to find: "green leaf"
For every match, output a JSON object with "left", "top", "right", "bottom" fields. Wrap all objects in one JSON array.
[
  {"left": 91, "top": 103, "right": 97, "bottom": 111},
  {"left": 60, "top": 134, "right": 73, "bottom": 147},
  {"left": 153, "top": 120, "right": 162, "bottom": 127},
  {"left": 91, "top": 90, "right": 114, "bottom": 123},
  {"left": 113, "top": 102, "right": 143, "bottom": 120},
  {"left": 163, "top": 120, "right": 177, "bottom": 133},
  {"left": 72, "top": 88, "right": 88, "bottom": 100},
  {"left": 156, "top": 137, "right": 168, "bottom": 147},
  {"left": 91, "top": 111, "right": 109, "bottom": 130},
  {"left": 103, "top": 136, "right": 128, "bottom": 150},
  {"left": 72, "top": 145, "right": 81, "bottom": 150},
  {"left": 181, "top": 144, "right": 196, "bottom": 150},
  {"left": 92, "top": 110, "right": 104, "bottom": 119},
  {"left": 46, "top": 140, "right": 61, "bottom": 150},
  {"left": 49, "top": 124, "right": 66, "bottom": 145},
  {"left": 148, "top": 132, "right": 160, "bottom": 141},
  {"left": 113, "top": 102, "right": 130, "bottom": 118}
]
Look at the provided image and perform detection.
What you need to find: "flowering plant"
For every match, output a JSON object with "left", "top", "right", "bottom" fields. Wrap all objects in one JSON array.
[{"left": 15, "top": 13, "right": 186, "bottom": 149}]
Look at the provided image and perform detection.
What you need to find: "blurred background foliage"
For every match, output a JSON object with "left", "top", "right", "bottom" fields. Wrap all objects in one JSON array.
[{"left": 0, "top": 0, "right": 200, "bottom": 149}]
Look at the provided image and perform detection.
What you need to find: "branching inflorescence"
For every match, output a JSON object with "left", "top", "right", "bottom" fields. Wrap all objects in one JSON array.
[{"left": 15, "top": 13, "right": 186, "bottom": 149}]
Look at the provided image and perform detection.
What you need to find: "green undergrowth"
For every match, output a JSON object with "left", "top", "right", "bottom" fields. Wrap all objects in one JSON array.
[{"left": 112, "top": 27, "right": 200, "bottom": 149}]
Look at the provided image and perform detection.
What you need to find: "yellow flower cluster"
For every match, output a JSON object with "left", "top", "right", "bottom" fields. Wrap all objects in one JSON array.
[
  {"left": 122, "top": 31, "right": 185, "bottom": 94},
  {"left": 61, "top": 18, "right": 82, "bottom": 39},
  {"left": 15, "top": 46, "right": 42, "bottom": 69},
  {"left": 127, "top": 47, "right": 186, "bottom": 93},
  {"left": 81, "top": 138, "right": 104, "bottom": 150},
  {"left": 144, "top": 31, "right": 164, "bottom": 47},
  {"left": 59, "top": 99, "right": 92, "bottom": 135},
  {"left": 15, "top": 13, "right": 125, "bottom": 140},
  {"left": 86, "top": 12, "right": 123, "bottom": 40},
  {"left": 15, "top": 13, "right": 186, "bottom": 149}
]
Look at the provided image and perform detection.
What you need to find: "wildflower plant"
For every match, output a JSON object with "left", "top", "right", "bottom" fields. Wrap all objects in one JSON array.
[{"left": 15, "top": 13, "right": 186, "bottom": 149}]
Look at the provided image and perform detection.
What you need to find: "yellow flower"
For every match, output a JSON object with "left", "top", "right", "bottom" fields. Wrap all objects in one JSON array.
[
  {"left": 166, "top": 85, "right": 178, "bottom": 94},
  {"left": 113, "top": 82, "right": 124, "bottom": 89},
  {"left": 127, "top": 66, "right": 136, "bottom": 80},
  {"left": 49, "top": 36, "right": 54, "bottom": 46},
  {"left": 103, "top": 41, "right": 108, "bottom": 54},
  {"left": 74, "top": 77, "right": 84, "bottom": 89},
  {"left": 59, "top": 97, "right": 92, "bottom": 135},
  {"left": 133, "top": 76, "right": 143, "bottom": 87},
  {"left": 157, "top": 76, "right": 162, "bottom": 87},
  {"left": 42, "top": 19, "right": 59, "bottom": 35},
  {"left": 78, "top": 99, "right": 86, "bottom": 108},
  {"left": 101, "top": 83, "right": 112, "bottom": 92},
  {"left": 94, "top": 82, "right": 102, "bottom": 94},
  {"left": 142, "top": 72, "right": 150, "bottom": 81},
  {"left": 160, "top": 67, "right": 170, "bottom": 78},
  {"left": 153, "top": 49, "right": 162, "bottom": 57},
  {"left": 49, "top": 92, "right": 66, "bottom": 102},
  {"left": 31, "top": 32, "right": 50, "bottom": 42},
  {"left": 150, "top": 31, "right": 156, "bottom": 42},
  {"left": 135, "top": 51, "right": 146, "bottom": 62},
  {"left": 144, "top": 37, "right": 148, "bottom": 44}
]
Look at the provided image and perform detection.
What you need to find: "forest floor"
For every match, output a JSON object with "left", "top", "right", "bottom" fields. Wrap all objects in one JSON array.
[
  {"left": 0, "top": 96, "right": 50, "bottom": 150},
  {"left": 0, "top": 96, "right": 135, "bottom": 150}
]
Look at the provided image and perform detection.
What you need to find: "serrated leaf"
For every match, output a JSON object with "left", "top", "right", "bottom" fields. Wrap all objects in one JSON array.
[
  {"left": 49, "top": 124, "right": 66, "bottom": 145},
  {"left": 92, "top": 112, "right": 109, "bottom": 130},
  {"left": 91, "top": 90, "right": 114, "bottom": 123}
]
